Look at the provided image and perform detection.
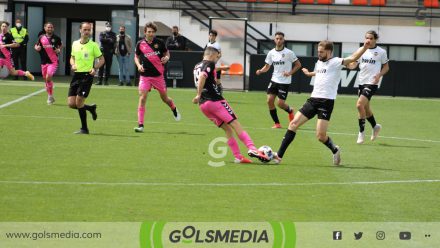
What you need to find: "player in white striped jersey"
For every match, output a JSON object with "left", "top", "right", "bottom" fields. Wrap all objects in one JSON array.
[
  {"left": 256, "top": 32, "right": 301, "bottom": 129},
  {"left": 348, "top": 30, "right": 389, "bottom": 144},
  {"left": 273, "top": 39, "right": 371, "bottom": 166}
]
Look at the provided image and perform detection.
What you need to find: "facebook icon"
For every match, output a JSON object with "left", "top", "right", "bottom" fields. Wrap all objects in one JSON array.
[{"left": 333, "top": 231, "right": 342, "bottom": 240}]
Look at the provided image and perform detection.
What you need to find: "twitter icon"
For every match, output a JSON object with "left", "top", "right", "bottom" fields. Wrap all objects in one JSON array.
[{"left": 354, "top": 232, "right": 363, "bottom": 240}]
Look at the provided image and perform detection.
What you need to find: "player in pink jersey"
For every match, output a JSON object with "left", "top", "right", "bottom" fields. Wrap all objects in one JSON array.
[
  {"left": 34, "top": 22, "right": 62, "bottom": 104},
  {"left": 133, "top": 22, "right": 181, "bottom": 132},
  {"left": 193, "top": 47, "right": 269, "bottom": 164},
  {"left": 0, "top": 21, "right": 34, "bottom": 80}
]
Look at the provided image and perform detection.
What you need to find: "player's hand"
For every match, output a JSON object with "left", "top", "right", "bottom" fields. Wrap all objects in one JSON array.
[
  {"left": 0, "top": 44, "right": 5, "bottom": 49},
  {"left": 256, "top": 69, "right": 261, "bottom": 75},
  {"left": 55, "top": 48, "right": 61, "bottom": 54},
  {"left": 137, "top": 64, "right": 144, "bottom": 72},
  {"left": 283, "top": 71, "right": 291, "bottom": 77},
  {"left": 89, "top": 68, "right": 96, "bottom": 76},
  {"left": 192, "top": 95, "right": 200, "bottom": 104},
  {"left": 161, "top": 56, "right": 169, "bottom": 64},
  {"left": 302, "top": 68, "right": 310, "bottom": 75},
  {"left": 71, "top": 64, "right": 77, "bottom": 72},
  {"left": 34, "top": 44, "right": 41, "bottom": 51},
  {"left": 373, "top": 74, "right": 381, "bottom": 84}
]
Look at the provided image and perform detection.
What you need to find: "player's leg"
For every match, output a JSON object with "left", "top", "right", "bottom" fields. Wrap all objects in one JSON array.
[
  {"left": 365, "top": 98, "right": 381, "bottom": 141},
  {"left": 8, "top": 65, "right": 34, "bottom": 80},
  {"left": 74, "top": 74, "right": 96, "bottom": 134},
  {"left": 45, "top": 63, "right": 58, "bottom": 104},
  {"left": 154, "top": 77, "right": 180, "bottom": 121},
  {"left": 275, "top": 111, "right": 309, "bottom": 163},
  {"left": 356, "top": 94, "right": 369, "bottom": 144},
  {"left": 135, "top": 76, "right": 151, "bottom": 132},
  {"left": 220, "top": 123, "right": 251, "bottom": 164},
  {"left": 316, "top": 119, "right": 340, "bottom": 165},
  {"left": 276, "top": 84, "right": 294, "bottom": 122},
  {"left": 267, "top": 93, "right": 281, "bottom": 128},
  {"left": 228, "top": 120, "right": 269, "bottom": 162}
]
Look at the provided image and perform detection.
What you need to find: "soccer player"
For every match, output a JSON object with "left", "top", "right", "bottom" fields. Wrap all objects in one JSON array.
[
  {"left": 0, "top": 21, "right": 34, "bottom": 80},
  {"left": 193, "top": 47, "right": 269, "bottom": 164},
  {"left": 205, "top": 30, "right": 228, "bottom": 83},
  {"left": 347, "top": 30, "right": 389, "bottom": 144},
  {"left": 134, "top": 22, "right": 181, "bottom": 133},
  {"left": 34, "top": 22, "right": 62, "bottom": 105},
  {"left": 256, "top": 32, "right": 301, "bottom": 129},
  {"left": 273, "top": 39, "right": 371, "bottom": 165},
  {"left": 68, "top": 22, "right": 104, "bottom": 134}
]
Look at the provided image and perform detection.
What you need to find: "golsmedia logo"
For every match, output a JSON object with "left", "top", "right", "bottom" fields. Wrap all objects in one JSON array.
[
  {"left": 140, "top": 222, "right": 296, "bottom": 248},
  {"left": 169, "top": 225, "right": 269, "bottom": 244}
]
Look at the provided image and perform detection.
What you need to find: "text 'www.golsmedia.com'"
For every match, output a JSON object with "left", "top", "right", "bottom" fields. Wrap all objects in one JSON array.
[{"left": 5, "top": 230, "right": 102, "bottom": 241}]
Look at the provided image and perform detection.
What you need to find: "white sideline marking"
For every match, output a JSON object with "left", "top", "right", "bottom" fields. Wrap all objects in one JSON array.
[
  {"left": 0, "top": 89, "right": 45, "bottom": 109},
  {"left": 0, "top": 179, "right": 439, "bottom": 187},
  {"left": 0, "top": 113, "right": 439, "bottom": 144}
]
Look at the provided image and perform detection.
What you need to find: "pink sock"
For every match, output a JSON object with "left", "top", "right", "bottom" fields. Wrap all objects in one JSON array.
[
  {"left": 227, "top": 137, "right": 242, "bottom": 159},
  {"left": 138, "top": 107, "right": 146, "bottom": 125},
  {"left": 238, "top": 131, "right": 257, "bottom": 151},
  {"left": 45, "top": 81, "right": 54, "bottom": 96},
  {"left": 17, "top": 70, "right": 25, "bottom": 76},
  {"left": 168, "top": 99, "right": 176, "bottom": 110}
]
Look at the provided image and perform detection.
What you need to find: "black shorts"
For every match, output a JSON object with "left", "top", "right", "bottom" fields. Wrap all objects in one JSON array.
[
  {"left": 299, "top": 97, "right": 335, "bottom": 121},
  {"left": 266, "top": 81, "right": 290, "bottom": 100},
  {"left": 358, "top": 84, "right": 378, "bottom": 101},
  {"left": 68, "top": 73, "right": 94, "bottom": 98}
]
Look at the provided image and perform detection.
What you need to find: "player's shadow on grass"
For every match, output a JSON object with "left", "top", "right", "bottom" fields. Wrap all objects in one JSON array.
[
  {"left": 149, "top": 131, "right": 205, "bottom": 136},
  {"left": 365, "top": 143, "right": 431, "bottom": 149},
  {"left": 91, "top": 133, "right": 139, "bottom": 138}
]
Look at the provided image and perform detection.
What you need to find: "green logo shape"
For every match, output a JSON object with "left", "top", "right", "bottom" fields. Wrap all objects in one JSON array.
[{"left": 140, "top": 222, "right": 296, "bottom": 247}]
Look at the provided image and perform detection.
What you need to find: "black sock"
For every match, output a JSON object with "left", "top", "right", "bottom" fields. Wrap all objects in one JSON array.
[
  {"left": 324, "top": 137, "right": 338, "bottom": 154},
  {"left": 283, "top": 105, "right": 293, "bottom": 114},
  {"left": 277, "top": 130, "right": 296, "bottom": 158},
  {"left": 172, "top": 107, "right": 177, "bottom": 115},
  {"left": 359, "top": 119, "right": 366, "bottom": 133},
  {"left": 139, "top": 124, "right": 144, "bottom": 128},
  {"left": 270, "top": 109, "right": 280, "bottom": 124},
  {"left": 367, "top": 115, "right": 377, "bottom": 128},
  {"left": 78, "top": 107, "right": 88, "bottom": 131}
]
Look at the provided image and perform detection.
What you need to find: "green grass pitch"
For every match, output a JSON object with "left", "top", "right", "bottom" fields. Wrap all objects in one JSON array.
[{"left": 1, "top": 78, "right": 439, "bottom": 222}]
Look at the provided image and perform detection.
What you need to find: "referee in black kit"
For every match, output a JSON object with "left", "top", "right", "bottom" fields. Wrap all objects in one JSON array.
[{"left": 68, "top": 22, "right": 105, "bottom": 134}]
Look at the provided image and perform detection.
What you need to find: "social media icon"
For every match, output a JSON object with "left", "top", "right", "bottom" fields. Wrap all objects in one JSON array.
[
  {"left": 376, "top": 231, "right": 386, "bottom": 240},
  {"left": 400, "top": 232, "right": 411, "bottom": 240},
  {"left": 333, "top": 231, "right": 342, "bottom": 240},
  {"left": 354, "top": 232, "right": 363, "bottom": 240}
]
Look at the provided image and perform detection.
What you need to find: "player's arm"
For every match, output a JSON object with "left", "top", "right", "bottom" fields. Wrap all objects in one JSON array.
[
  {"left": 34, "top": 36, "right": 42, "bottom": 51},
  {"left": 302, "top": 67, "right": 316, "bottom": 77},
  {"left": 89, "top": 55, "right": 104, "bottom": 76},
  {"left": 161, "top": 50, "right": 170, "bottom": 64},
  {"left": 256, "top": 64, "right": 271, "bottom": 75},
  {"left": 134, "top": 54, "right": 144, "bottom": 72},
  {"left": 284, "top": 59, "right": 302, "bottom": 77},
  {"left": 192, "top": 73, "right": 207, "bottom": 104},
  {"left": 70, "top": 56, "right": 77, "bottom": 71},
  {"left": 342, "top": 40, "right": 371, "bottom": 67},
  {"left": 373, "top": 62, "right": 390, "bottom": 84},
  {"left": 55, "top": 39, "right": 63, "bottom": 54}
]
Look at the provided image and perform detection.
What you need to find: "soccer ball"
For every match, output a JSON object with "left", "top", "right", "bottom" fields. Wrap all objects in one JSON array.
[{"left": 258, "top": 145, "right": 274, "bottom": 162}]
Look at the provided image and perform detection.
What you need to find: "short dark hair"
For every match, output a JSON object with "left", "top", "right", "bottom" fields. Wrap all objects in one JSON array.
[
  {"left": 172, "top": 26, "right": 179, "bottom": 30},
  {"left": 209, "top": 29, "right": 217, "bottom": 36},
  {"left": 318, "top": 40, "right": 334, "bottom": 52},
  {"left": 1, "top": 21, "right": 10, "bottom": 26},
  {"left": 80, "top": 22, "right": 90, "bottom": 29},
  {"left": 274, "top": 31, "right": 284, "bottom": 37},
  {"left": 366, "top": 30, "right": 379, "bottom": 39},
  {"left": 44, "top": 22, "right": 53, "bottom": 28},
  {"left": 144, "top": 22, "right": 157, "bottom": 32}
]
